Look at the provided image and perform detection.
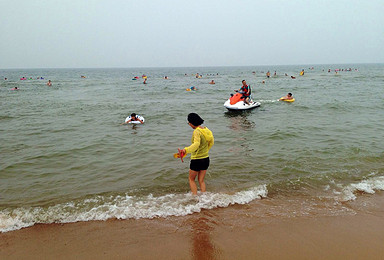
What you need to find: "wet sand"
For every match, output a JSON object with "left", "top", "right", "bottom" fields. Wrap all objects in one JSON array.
[{"left": 1, "top": 194, "right": 384, "bottom": 260}]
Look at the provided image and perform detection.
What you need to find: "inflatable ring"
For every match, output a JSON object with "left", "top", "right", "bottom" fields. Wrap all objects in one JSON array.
[
  {"left": 125, "top": 115, "right": 145, "bottom": 124},
  {"left": 279, "top": 98, "right": 295, "bottom": 102}
]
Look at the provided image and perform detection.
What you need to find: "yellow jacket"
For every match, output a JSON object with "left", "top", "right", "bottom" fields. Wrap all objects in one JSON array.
[{"left": 184, "top": 127, "right": 214, "bottom": 159}]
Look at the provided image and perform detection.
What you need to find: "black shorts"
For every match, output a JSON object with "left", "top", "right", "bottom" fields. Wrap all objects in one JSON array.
[{"left": 190, "top": 157, "right": 210, "bottom": 171}]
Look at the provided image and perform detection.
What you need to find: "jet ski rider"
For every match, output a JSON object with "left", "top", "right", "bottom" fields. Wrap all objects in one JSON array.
[{"left": 235, "top": 80, "right": 251, "bottom": 105}]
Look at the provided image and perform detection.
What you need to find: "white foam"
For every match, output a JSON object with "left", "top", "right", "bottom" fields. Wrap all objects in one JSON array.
[
  {"left": 258, "top": 99, "right": 278, "bottom": 103},
  {"left": 0, "top": 184, "right": 267, "bottom": 233},
  {"left": 339, "top": 176, "right": 384, "bottom": 202}
]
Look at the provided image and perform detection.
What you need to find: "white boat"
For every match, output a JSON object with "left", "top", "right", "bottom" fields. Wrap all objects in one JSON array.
[{"left": 224, "top": 93, "right": 261, "bottom": 110}]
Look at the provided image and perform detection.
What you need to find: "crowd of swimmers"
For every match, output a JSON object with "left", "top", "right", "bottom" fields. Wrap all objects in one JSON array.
[{"left": 4, "top": 67, "right": 359, "bottom": 91}]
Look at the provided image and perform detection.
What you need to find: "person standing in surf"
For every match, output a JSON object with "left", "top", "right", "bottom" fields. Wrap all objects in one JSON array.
[{"left": 179, "top": 113, "right": 214, "bottom": 195}]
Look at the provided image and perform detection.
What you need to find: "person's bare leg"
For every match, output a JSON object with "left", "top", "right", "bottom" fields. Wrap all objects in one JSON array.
[
  {"left": 189, "top": 170, "right": 198, "bottom": 195},
  {"left": 198, "top": 170, "right": 207, "bottom": 192}
]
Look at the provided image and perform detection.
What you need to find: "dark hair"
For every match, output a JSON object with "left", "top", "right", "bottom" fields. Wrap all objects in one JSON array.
[
  {"left": 242, "top": 80, "right": 246, "bottom": 83},
  {"left": 288, "top": 93, "right": 292, "bottom": 96},
  {"left": 187, "top": 113, "right": 204, "bottom": 126},
  {"left": 131, "top": 113, "right": 136, "bottom": 118}
]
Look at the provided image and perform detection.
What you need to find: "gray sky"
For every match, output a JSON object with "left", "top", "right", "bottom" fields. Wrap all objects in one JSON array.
[{"left": 1, "top": 0, "right": 383, "bottom": 68}]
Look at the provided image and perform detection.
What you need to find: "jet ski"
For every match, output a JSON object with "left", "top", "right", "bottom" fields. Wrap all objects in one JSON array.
[{"left": 224, "top": 93, "right": 261, "bottom": 110}]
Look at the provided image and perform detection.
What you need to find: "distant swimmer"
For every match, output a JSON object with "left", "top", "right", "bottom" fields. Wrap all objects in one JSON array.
[
  {"left": 81, "top": 75, "right": 86, "bottom": 78},
  {"left": 47, "top": 80, "right": 52, "bottom": 86},
  {"left": 11, "top": 87, "right": 19, "bottom": 90},
  {"left": 274, "top": 71, "right": 277, "bottom": 76},
  {"left": 186, "top": 86, "right": 196, "bottom": 91},
  {"left": 266, "top": 71, "right": 271, "bottom": 78},
  {"left": 209, "top": 80, "right": 215, "bottom": 84},
  {"left": 291, "top": 76, "right": 296, "bottom": 79},
  {"left": 300, "top": 69, "right": 304, "bottom": 76},
  {"left": 164, "top": 76, "right": 169, "bottom": 79},
  {"left": 143, "top": 78, "right": 147, "bottom": 84}
]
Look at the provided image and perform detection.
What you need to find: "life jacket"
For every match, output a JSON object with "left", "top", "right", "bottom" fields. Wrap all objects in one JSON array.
[{"left": 241, "top": 85, "right": 250, "bottom": 97}]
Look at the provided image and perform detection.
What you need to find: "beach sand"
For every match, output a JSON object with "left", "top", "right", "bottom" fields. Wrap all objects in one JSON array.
[{"left": 1, "top": 193, "right": 384, "bottom": 260}]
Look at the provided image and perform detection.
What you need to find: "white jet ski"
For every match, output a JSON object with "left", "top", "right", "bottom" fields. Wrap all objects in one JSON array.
[{"left": 224, "top": 93, "right": 261, "bottom": 110}]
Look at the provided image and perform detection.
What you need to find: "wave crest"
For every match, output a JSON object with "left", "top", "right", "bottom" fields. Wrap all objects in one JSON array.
[{"left": 0, "top": 184, "right": 267, "bottom": 233}]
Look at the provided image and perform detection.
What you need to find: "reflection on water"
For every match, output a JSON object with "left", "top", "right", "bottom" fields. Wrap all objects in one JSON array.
[
  {"left": 224, "top": 111, "right": 255, "bottom": 132},
  {"left": 190, "top": 213, "right": 220, "bottom": 260},
  {"left": 224, "top": 111, "right": 255, "bottom": 154}
]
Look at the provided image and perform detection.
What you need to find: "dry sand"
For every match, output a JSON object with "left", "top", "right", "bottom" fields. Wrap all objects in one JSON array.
[{"left": 1, "top": 194, "right": 384, "bottom": 260}]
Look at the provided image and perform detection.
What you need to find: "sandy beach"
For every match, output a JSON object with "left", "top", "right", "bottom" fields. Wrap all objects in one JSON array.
[{"left": 1, "top": 193, "right": 384, "bottom": 260}]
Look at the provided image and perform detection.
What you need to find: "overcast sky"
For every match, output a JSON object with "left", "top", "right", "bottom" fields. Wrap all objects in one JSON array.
[{"left": 1, "top": 0, "right": 383, "bottom": 68}]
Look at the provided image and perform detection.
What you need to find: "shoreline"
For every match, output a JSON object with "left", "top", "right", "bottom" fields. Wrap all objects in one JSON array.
[{"left": 1, "top": 193, "right": 384, "bottom": 259}]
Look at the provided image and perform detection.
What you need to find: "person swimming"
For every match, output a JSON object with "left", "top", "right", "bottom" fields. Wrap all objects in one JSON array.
[
  {"left": 122, "top": 113, "right": 144, "bottom": 124},
  {"left": 280, "top": 93, "right": 294, "bottom": 101}
]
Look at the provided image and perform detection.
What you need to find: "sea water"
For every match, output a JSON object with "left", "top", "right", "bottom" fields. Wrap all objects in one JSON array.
[{"left": 1, "top": 64, "right": 383, "bottom": 232}]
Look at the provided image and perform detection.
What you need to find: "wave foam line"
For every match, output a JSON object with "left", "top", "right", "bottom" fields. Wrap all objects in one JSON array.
[
  {"left": 338, "top": 176, "right": 384, "bottom": 201},
  {"left": 0, "top": 184, "right": 267, "bottom": 233}
]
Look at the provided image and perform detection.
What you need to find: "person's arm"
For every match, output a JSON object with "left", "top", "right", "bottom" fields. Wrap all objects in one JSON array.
[
  {"left": 121, "top": 118, "right": 132, "bottom": 125},
  {"left": 208, "top": 135, "right": 214, "bottom": 150},
  {"left": 138, "top": 118, "right": 144, "bottom": 124},
  {"left": 184, "top": 130, "right": 201, "bottom": 154}
]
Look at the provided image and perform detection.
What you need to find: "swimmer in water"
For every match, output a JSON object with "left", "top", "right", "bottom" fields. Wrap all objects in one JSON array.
[
  {"left": 47, "top": 80, "right": 52, "bottom": 86},
  {"left": 280, "top": 93, "right": 294, "bottom": 101},
  {"left": 209, "top": 80, "right": 215, "bottom": 84},
  {"left": 121, "top": 113, "right": 144, "bottom": 124}
]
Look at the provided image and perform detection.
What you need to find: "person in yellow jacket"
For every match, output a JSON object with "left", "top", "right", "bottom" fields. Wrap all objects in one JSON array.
[{"left": 179, "top": 113, "right": 214, "bottom": 195}]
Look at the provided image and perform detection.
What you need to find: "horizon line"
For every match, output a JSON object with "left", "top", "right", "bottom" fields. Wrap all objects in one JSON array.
[{"left": 0, "top": 62, "right": 382, "bottom": 70}]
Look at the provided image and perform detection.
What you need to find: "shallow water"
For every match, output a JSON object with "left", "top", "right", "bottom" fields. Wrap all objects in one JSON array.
[{"left": 1, "top": 64, "right": 383, "bottom": 232}]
